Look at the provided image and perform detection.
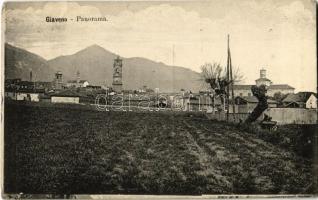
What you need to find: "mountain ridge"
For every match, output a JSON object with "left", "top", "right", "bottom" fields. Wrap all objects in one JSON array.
[
  {"left": 5, "top": 43, "right": 203, "bottom": 92},
  {"left": 5, "top": 43, "right": 56, "bottom": 81}
]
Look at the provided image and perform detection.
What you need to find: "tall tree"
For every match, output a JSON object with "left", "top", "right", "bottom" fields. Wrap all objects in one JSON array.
[{"left": 200, "top": 62, "right": 243, "bottom": 112}]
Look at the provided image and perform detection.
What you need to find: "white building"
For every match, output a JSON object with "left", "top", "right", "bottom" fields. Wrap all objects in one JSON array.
[
  {"left": 306, "top": 94, "right": 317, "bottom": 109},
  {"left": 16, "top": 92, "right": 40, "bottom": 102},
  {"left": 66, "top": 80, "right": 89, "bottom": 88},
  {"left": 51, "top": 90, "right": 80, "bottom": 104},
  {"left": 5, "top": 89, "right": 44, "bottom": 102},
  {"left": 232, "top": 68, "right": 295, "bottom": 97}
]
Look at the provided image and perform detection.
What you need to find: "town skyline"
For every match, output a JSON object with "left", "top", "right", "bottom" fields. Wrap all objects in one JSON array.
[
  {"left": 4, "top": 0, "right": 316, "bottom": 92},
  {"left": 6, "top": 41, "right": 314, "bottom": 93}
]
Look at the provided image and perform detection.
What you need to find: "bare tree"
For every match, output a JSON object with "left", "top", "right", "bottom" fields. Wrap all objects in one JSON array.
[
  {"left": 200, "top": 63, "right": 223, "bottom": 90},
  {"left": 232, "top": 67, "right": 244, "bottom": 84},
  {"left": 201, "top": 62, "right": 267, "bottom": 123},
  {"left": 200, "top": 62, "right": 244, "bottom": 113},
  {"left": 201, "top": 63, "right": 243, "bottom": 95}
]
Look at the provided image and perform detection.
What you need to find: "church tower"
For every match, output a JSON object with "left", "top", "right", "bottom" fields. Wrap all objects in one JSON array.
[
  {"left": 255, "top": 68, "right": 272, "bottom": 87},
  {"left": 54, "top": 71, "right": 63, "bottom": 90},
  {"left": 112, "top": 56, "right": 123, "bottom": 93}
]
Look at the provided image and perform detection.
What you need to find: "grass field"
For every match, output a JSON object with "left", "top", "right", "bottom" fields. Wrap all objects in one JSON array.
[{"left": 4, "top": 102, "right": 315, "bottom": 194}]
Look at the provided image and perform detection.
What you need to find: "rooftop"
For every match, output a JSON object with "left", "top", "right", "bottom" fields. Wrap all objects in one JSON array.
[
  {"left": 6, "top": 88, "right": 45, "bottom": 93},
  {"left": 282, "top": 92, "right": 316, "bottom": 103},
  {"left": 67, "top": 80, "right": 88, "bottom": 84},
  {"left": 255, "top": 77, "right": 272, "bottom": 82},
  {"left": 232, "top": 84, "right": 295, "bottom": 90},
  {"left": 51, "top": 90, "right": 82, "bottom": 97},
  {"left": 268, "top": 84, "right": 295, "bottom": 90}
]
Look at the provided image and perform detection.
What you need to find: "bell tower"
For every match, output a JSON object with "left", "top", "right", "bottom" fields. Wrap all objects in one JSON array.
[
  {"left": 255, "top": 68, "right": 272, "bottom": 87},
  {"left": 54, "top": 71, "right": 63, "bottom": 90},
  {"left": 112, "top": 56, "right": 123, "bottom": 93}
]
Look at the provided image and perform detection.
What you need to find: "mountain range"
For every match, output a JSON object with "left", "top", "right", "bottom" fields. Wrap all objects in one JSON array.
[
  {"left": 5, "top": 43, "right": 203, "bottom": 92},
  {"left": 5, "top": 43, "right": 55, "bottom": 81}
]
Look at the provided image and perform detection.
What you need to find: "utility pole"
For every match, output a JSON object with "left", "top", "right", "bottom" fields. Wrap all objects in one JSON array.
[
  {"left": 172, "top": 44, "right": 175, "bottom": 92},
  {"left": 226, "top": 35, "right": 230, "bottom": 121},
  {"left": 228, "top": 37, "right": 236, "bottom": 119},
  {"left": 226, "top": 34, "right": 236, "bottom": 121}
]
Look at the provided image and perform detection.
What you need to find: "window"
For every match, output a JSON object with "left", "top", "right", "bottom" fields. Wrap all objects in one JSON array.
[
  {"left": 240, "top": 93, "right": 243, "bottom": 97},
  {"left": 248, "top": 93, "right": 251, "bottom": 96}
]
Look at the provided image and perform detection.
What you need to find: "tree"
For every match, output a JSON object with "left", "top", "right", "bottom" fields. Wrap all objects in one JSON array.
[
  {"left": 200, "top": 63, "right": 223, "bottom": 91},
  {"left": 245, "top": 85, "right": 268, "bottom": 123},
  {"left": 201, "top": 63, "right": 243, "bottom": 95},
  {"left": 200, "top": 62, "right": 243, "bottom": 112}
]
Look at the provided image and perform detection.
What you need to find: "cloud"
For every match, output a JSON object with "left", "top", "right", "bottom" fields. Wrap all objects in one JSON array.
[{"left": 4, "top": 1, "right": 316, "bottom": 91}]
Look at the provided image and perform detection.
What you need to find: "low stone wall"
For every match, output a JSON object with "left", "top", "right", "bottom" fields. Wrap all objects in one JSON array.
[
  {"left": 206, "top": 108, "right": 317, "bottom": 125},
  {"left": 263, "top": 108, "right": 317, "bottom": 125}
]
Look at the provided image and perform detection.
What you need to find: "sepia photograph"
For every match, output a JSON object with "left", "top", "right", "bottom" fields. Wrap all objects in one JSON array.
[{"left": 1, "top": 0, "right": 317, "bottom": 199}]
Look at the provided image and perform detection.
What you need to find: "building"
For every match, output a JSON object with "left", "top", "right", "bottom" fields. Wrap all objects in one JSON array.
[
  {"left": 5, "top": 76, "right": 52, "bottom": 102},
  {"left": 85, "top": 85, "right": 102, "bottom": 91},
  {"left": 6, "top": 79, "right": 53, "bottom": 92},
  {"left": 282, "top": 92, "right": 317, "bottom": 109},
  {"left": 15, "top": 90, "right": 44, "bottom": 102},
  {"left": 112, "top": 56, "right": 123, "bottom": 93},
  {"left": 5, "top": 79, "right": 46, "bottom": 102},
  {"left": 233, "top": 84, "right": 295, "bottom": 97},
  {"left": 5, "top": 88, "right": 45, "bottom": 102},
  {"left": 66, "top": 80, "right": 90, "bottom": 88},
  {"left": 66, "top": 70, "right": 90, "bottom": 88},
  {"left": 265, "top": 84, "right": 295, "bottom": 96},
  {"left": 235, "top": 96, "right": 278, "bottom": 113},
  {"left": 255, "top": 68, "right": 272, "bottom": 87},
  {"left": 34, "top": 81, "right": 54, "bottom": 91},
  {"left": 6, "top": 76, "right": 54, "bottom": 92},
  {"left": 16, "top": 81, "right": 35, "bottom": 90},
  {"left": 5, "top": 78, "right": 22, "bottom": 88},
  {"left": 232, "top": 85, "right": 254, "bottom": 97},
  {"left": 233, "top": 69, "right": 295, "bottom": 97},
  {"left": 51, "top": 90, "right": 81, "bottom": 104},
  {"left": 184, "top": 95, "right": 223, "bottom": 112}
]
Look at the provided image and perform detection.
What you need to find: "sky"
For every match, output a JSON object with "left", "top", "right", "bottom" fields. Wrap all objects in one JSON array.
[{"left": 3, "top": 0, "right": 317, "bottom": 92}]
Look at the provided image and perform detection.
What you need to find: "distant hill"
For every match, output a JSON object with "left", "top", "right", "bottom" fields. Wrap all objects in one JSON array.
[
  {"left": 5, "top": 43, "right": 204, "bottom": 92},
  {"left": 48, "top": 45, "right": 203, "bottom": 92},
  {"left": 5, "top": 43, "right": 56, "bottom": 81}
]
